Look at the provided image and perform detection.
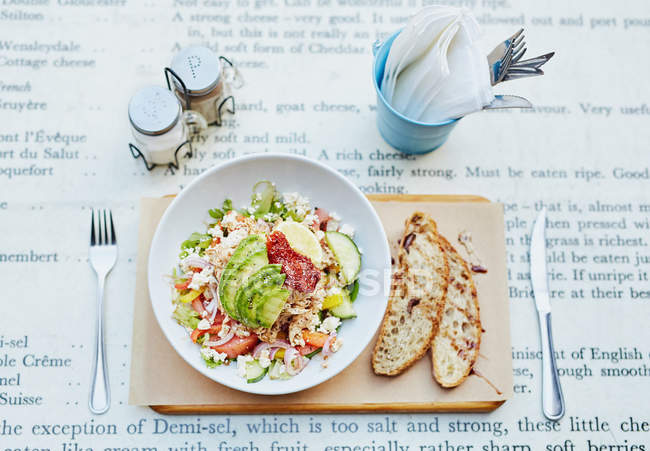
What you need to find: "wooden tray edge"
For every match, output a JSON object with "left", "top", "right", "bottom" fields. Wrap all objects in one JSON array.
[
  {"left": 147, "top": 193, "right": 502, "bottom": 415},
  {"left": 151, "top": 400, "right": 504, "bottom": 415}
]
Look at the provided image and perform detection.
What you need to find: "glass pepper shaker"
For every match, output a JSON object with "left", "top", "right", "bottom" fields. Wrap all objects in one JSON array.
[
  {"left": 169, "top": 46, "right": 241, "bottom": 125},
  {"left": 128, "top": 86, "right": 206, "bottom": 168}
]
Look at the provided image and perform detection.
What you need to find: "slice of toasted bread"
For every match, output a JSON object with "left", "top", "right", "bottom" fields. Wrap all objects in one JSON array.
[
  {"left": 432, "top": 235, "right": 482, "bottom": 387},
  {"left": 372, "top": 212, "right": 449, "bottom": 376}
]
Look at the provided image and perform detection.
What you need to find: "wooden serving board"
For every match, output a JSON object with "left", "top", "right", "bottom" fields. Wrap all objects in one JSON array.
[{"left": 129, "top": 194, "right": 513, "bottom": 414}]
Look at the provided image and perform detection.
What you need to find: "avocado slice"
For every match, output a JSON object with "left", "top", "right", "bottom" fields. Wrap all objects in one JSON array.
[
  {"left": 256, "top": 287, "right": 290, "bottom": 328},
  {"left": 220, "top": 245, "right": 268, "bottom": 321},
  {"left": 218, "top": 234, "right": 266, "bottom": 299},
  {"left": 235, "top": 264, "right": 285, "bottom": 327}
]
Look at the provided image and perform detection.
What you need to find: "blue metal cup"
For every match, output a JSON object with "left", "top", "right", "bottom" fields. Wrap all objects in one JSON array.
[{"left": 373, "top": 31, "right": 460, "bottom": 155}]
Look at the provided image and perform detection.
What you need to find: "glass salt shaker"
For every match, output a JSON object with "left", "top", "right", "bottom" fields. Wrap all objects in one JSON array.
[
  {"left": 128, "top": 85, "right": 206, "bottom": 169},
  {"left": 169, "top": 46, "right": 242, "bottom": 125}
]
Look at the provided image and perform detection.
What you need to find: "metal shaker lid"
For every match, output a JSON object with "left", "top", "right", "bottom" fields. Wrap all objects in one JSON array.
[
  {"left": 128, "top": 86, "right": 181, "bottom": 136},
  {"left": 170, "top": 46, "right": 221, "bottom": 96}
]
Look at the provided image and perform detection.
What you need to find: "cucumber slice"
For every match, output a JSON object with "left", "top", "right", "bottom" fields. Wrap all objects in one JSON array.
[
  {"left": 256, "top": 287, "right": 290, "bottom": 328},
  {"left": 268, "top": 360, "right": 291, "bottom": 380},
  {"left": 348, "top": 279, "right": 360, "bottom": 302},
  {"left": 326, "top": 231, "right": 361, "bottom": 284},
  {"left": 235, "top": 264, "right": 284, "bottom": 327},
  {"left": 245, "top": 360, "right": 268, "bottom": 383},
  {"left": 220, "top": 246, "right": 268, "bottom": 321},
  {"left": 328, "top": 289, "right": 356, "bottom": 319}
]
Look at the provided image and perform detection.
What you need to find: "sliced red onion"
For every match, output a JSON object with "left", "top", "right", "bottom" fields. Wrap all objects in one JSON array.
[
  {"left": 284, "top": 347, "right": 307, "bottom": 375},
  {"left": 253, "top": 342, "right": 272, "bottom": 359},
  {"left": 208, "top": 284, "right": 220, "bottom": 321},
  {"left": 322, "top": 331, "right": 337, "bottom": 358},
  {"left": 215, "top": 285, "right": 222, "bottom": 306},
  {"left": 183, "top": 255, "right": 212, "bottom": 269},
  {"left": 209, "top": 305, "right": 219, "bottom": 322},
  {"left": 255, "top": 340, "right": 292, "bottom": 359},
  {"left": 205, "top": 329, "right": 234, "bottom": 347},
  {"left": 272, "top": 339, "right": 291, "bottom": 349}
]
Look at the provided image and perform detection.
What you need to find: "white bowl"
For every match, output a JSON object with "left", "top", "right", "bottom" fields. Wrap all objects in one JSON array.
[{"left": 148, "top": 153, "right": 391, "bottom": 395}]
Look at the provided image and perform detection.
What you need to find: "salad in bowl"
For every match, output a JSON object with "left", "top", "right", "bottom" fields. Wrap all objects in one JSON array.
[{"left": 169, "top": 181, "right": 362, "bottom": 383}]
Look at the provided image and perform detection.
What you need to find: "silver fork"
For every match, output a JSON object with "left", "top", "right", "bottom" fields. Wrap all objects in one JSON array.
[
  {"left": 487, "top": 28, "right": 525, "bottom": 85},
  {"left": 488, "top": 29, "right": 554, "bottom": 85},
  {"left": 88, "top": 209, "right": 117, "bottom": 414}
]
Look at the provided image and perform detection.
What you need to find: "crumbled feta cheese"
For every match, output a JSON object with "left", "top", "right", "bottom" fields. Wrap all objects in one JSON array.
[
  {"left": 218, "top": 322, "right": 231, "bottom": 338},
  {"left": 282, "top": 192, "right": 311, "bottom": 217},
  {"left": 197, "top": 319, "right": 211, "bottom": 330},
  {"left": 253, "top": 192, "right": 263, "bottom": 201},
  {"left": 302, "top": 213, "right": 317, "bottom": 227},
  {"left": 326, "top": 220, "right": 339, "bottom": 232},
  {"left": 188, "top": 266, "right": 217, "bottom": 290},
  {"left": 236, "top": 355, "right": 254, "bottom": 378},
  {"left": 221, "top": 228, "right": 248, "bottom": 249},
  {"left": 207, "top": 225, "right": 223, "bottom": 238},
  {"left": 201, "top": 347, "right": 227, "bottom": 363},
  {"left": 339, "top": 223, "right": 355, "bottom": 238},
  {"left": 246, "top": 205, "right": 257, "bottom": 215},
  {"left": 318, "top": 316, "right": 341, "bottom": 334},
  {"left": 258, "top": 349, "right": 272, "bottom": 368},
  {"left": 221, "top": 210, "right": 238, "bottom": 227},
  {"left": 232, "top": 323, "right": 251, "bottom": 337},
  {"left": 315, "top": 230, "right": 325, "bottom": 240},
  {"left": 179, "top": 249, "right": 200, "bottom": 272}
]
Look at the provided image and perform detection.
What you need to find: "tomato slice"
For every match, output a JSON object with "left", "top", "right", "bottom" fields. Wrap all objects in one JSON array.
[
  {"left": 210, "top": 334, "right": 259, "bottom": 359},
  {"left": 190, "top": 324, "right": 223, "bottom": 343},
  {"left": 190, "top": 328, "right": 203, "bottom": 343},
  {"left": 296, "top": 344, "right": 319, "bottom": 356},
  {"left": 302, "top": 330, "right": 329, "bottom": 347},
  {"left": 175, "top": 279, "right": 191, "bottom": 290},
  {"left": 191, "top": 297, "right": 206, "bottom": 315}
]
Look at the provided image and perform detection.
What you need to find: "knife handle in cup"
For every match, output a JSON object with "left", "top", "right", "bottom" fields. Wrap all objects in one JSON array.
[{"left": 538, "top": 311, "right": 565, "bottom": 421}]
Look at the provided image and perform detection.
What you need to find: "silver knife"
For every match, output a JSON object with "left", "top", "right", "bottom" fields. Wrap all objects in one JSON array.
[
  {"left": 483, "top": 95, "right": 533, "bottom": 110},
  {"left": 530, "top": 208, "right": 565, "bottom": 421}
]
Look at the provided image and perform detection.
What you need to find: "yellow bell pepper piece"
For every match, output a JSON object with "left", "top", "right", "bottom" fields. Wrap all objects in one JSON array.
[
  {"left": 322, "top": 292, "right": 344, "bottom": 310},
  {"left": 179, "top": 289, "right": 202, "bottom": 303}
]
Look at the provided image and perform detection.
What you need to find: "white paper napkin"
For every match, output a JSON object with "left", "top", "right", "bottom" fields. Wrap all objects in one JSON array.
[{"left": 381, "top": 7, "right": 494, "bottom": 123}]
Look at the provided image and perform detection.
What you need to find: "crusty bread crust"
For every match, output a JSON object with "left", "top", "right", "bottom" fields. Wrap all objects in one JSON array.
[
  {"left": 372, "top": 212, "right": 449, "bottom": 376},
  {"left": 432, "top": 235, "right": 482, "bottom": 387}
]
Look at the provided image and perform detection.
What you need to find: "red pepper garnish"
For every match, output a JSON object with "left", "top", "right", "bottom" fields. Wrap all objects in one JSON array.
[{"left": 266, "top": 231, "right": 320, "bottom": 293}]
